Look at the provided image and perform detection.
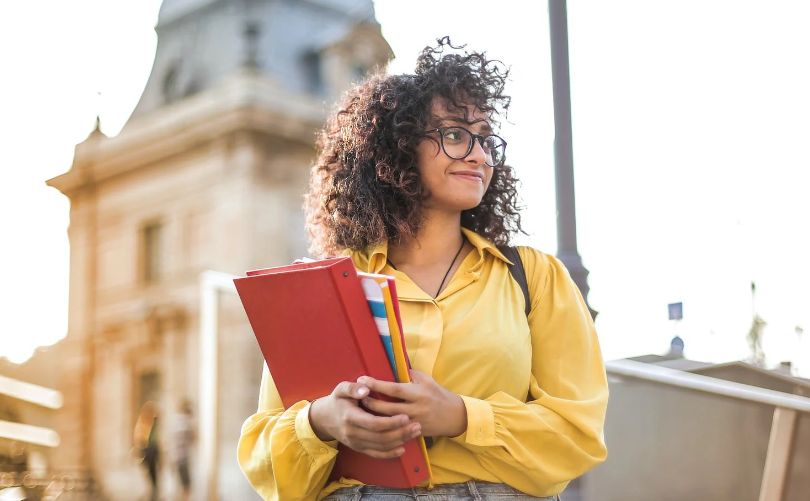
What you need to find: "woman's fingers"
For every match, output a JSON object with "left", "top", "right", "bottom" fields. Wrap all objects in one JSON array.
[
  {"left": 346, "top": 407, "right": 409, "bottom": 432},
  {"left": 340, "top": 407, "right": 421, "bottom": 455},
  {"left": 345, "top": 421, "right": 421, "bottom": 452},
  {"left": 333, "top": 381, "right": 369, "bottom": 400},
  {"left": 361, "top": 397, "right": 410, "bottom": 417},
  {"left": 357, "top": 376, "right": 415, "bottom": 400}
]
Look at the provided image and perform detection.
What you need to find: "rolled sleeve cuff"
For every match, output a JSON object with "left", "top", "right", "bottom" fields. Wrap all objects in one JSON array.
[
  {"left": 294, "top": 402, "right": 339, "bottom": 462},
  {"left": 451, "top": 395, "right": 498, "bottom": 449}
]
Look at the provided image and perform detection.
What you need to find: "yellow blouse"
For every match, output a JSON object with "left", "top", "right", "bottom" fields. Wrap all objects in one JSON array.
[{"left": 237, "top": 228, "right": 608, "bottom": 500}]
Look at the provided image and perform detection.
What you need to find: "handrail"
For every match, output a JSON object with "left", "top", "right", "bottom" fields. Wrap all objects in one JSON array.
[
  {"left": 0, "top": 374, "right": 63, "bottom": 409},
  {"left": 606, "top": 359, "right": 810, "bottom": 413},
  {"left": 0, "top": 420, "right": 60, "bottom": 447}
]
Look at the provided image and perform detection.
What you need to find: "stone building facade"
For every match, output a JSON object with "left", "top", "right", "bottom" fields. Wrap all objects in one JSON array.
[{"left": 46, "top": 1, "right": 391, "bottom": 499}]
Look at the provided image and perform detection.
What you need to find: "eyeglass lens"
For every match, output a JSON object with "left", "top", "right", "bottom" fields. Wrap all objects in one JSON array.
[{"left": 439, "top": 127, "right": 505, "bottom": 167}]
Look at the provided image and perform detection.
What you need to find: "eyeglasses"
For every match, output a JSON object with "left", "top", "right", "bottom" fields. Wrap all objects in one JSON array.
[{"left": 427, "top": 126, "right": 507, "bottom": 167}]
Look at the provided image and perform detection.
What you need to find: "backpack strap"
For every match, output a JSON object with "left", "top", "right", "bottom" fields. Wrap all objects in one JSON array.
[{"left": 499, "top": 246, "right": 531, "bottom": 317}]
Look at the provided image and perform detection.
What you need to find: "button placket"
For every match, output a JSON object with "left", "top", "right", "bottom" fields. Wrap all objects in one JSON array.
[{"left": 409, "top": 301, "right": 444, "bottom": 377}]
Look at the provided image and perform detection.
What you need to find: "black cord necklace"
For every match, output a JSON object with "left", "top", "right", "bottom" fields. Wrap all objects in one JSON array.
[{"left": 387, "top": 237, "right": 466, "bottom": 298}]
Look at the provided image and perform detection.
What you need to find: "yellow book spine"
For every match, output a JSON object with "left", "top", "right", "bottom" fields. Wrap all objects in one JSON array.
[
  {"left": 376, "top": 278, "right": 433, "bottom": 485},
  {"left": 377, "top": 279, "right": 411, "bottom": 384}
]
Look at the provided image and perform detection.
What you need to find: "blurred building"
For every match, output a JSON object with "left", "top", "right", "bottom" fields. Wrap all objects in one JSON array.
[
  {"left": 579, "top": 355, "right": 810, "bottom": 501},
  {"left": 45, "top": 0, "right": 391, "bottom": 499}
]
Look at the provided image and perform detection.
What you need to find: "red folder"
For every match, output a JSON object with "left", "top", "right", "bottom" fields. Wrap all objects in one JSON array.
[{"left": 234, "top": 256, "right": 429, "bottom": 488}]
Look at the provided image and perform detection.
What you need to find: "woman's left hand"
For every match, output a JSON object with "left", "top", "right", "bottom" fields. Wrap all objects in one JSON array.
[{"left": 358, "top": 370, "right": 467, "bottom": 438}]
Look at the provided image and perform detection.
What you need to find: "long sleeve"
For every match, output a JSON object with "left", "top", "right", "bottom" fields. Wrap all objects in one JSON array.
[
  {"left": 448, "top": 249, "right": 608, "bottom": 496},
  {"left": 237, "top": 364, "right": 340, "bottom": 501}
]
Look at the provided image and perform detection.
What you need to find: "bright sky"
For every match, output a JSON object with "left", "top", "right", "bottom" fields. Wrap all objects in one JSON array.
[{"left": 0, "top": 1, "right": 808, "bottom": 375}]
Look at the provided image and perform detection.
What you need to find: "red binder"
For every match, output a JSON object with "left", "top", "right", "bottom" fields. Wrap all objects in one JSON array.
[{"left": 234, "top": 256, "right": 430, "bottom": 488}]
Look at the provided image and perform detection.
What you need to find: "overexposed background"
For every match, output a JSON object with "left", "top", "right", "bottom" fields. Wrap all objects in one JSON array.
[{"left": 0, "top": 1, "right": 808, "bottom": 373}]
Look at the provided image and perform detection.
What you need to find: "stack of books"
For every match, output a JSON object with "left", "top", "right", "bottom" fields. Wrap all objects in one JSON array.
[{"left": 234, "top": 257, "right": 431, "bottom": 487}]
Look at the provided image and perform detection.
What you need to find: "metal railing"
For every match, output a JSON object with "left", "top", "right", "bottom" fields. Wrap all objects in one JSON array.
[
  {"left": 605, "top": 359, "right": 808, "bottom": 501},
  {"left": 606, "top": 359, "right": 810, "bottom": 412}
]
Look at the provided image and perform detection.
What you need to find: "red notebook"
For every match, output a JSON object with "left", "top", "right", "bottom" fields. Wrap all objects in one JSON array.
[{"left": 234, "top": 256, "right": 430, "bottom": 488}]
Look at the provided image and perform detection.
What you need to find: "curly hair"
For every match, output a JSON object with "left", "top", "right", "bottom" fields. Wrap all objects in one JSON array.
[{"left": 305, "top": 37, "right": 524, "bottom": 257}]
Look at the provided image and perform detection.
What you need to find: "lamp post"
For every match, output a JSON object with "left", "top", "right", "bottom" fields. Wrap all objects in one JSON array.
[{"left": 548, "top": 0, "right": 597, "bottom": 319}]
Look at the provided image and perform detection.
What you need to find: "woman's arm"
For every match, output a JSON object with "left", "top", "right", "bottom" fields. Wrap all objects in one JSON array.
[
  {"left": 237, "top": 365, "right": 339, "bottom": 501},
  {"left": 238, "top": 365, "right": 421, "bottom": 501},
  {"left": 447, "top": 249, "right": 608, "bottom": 494}
]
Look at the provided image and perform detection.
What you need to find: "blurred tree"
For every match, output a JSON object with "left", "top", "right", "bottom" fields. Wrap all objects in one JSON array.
[{"left": 746, "top": 282, "right": 766, "bottom": 366}]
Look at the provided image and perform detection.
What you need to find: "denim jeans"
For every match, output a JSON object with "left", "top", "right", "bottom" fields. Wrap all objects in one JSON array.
[{"left": 321, "top": 481, "right": 559, "bottom": 501}]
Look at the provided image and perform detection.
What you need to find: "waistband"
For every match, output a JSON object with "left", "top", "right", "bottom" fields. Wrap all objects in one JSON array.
[{"left": 324, "top": 481, "right": 558, "bottom": 500}]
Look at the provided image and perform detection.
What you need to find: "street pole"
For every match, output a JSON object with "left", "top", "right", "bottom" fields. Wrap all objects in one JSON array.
[{"left": 548, "top": 0, "right": 597, "bottom": 319}]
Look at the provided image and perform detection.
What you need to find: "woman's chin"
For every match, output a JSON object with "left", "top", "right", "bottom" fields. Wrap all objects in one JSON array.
[
  {"left": 451, "top": 200, "right": 487, "bottom": 213},
  {"left": 424, "top": 193, "right": 486, "bottom": 214}
]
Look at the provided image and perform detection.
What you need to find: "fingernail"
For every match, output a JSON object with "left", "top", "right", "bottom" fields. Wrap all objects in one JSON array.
[
  {"left": 357, "top": 387, "right": 368, "bottom": 397},
  {"left": 396, "top": 447, "right": 405, "bottom": 456}
]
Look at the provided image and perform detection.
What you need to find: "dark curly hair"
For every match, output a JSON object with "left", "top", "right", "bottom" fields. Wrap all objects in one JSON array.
[{"left": 305, "top": 37, "right": 524, "bottom": 257}]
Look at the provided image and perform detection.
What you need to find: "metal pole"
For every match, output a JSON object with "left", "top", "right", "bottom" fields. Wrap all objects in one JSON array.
[{"left": 548, "top": 0, "right": 596, "bottom": 319}]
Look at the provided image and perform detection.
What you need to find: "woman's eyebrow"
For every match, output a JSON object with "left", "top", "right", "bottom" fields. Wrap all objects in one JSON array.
[{"left": 438, "top": 116, "right": 493, "bottom": 132}]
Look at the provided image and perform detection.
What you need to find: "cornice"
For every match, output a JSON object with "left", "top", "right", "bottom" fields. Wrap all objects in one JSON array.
[{"left": 47, "top": 71, "right": 327, "bottom": 199}]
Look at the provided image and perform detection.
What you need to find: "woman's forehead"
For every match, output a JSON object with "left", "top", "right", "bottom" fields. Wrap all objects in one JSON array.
[{"left": 430, "top": 98, "right": 491, "bottom": 126}]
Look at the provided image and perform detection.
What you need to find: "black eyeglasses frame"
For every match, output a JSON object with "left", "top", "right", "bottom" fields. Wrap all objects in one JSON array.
[{"left": 426, "top": 126, "right": 507, "bottom": 167}]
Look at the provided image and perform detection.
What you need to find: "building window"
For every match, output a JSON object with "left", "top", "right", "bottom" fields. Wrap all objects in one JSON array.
[
  {"left": 137, "top": 371, "right": 161, "bottom": 410},
  {"left": 353, "top": 64, "right": 368, "bottom": 81},
  {"left": 304, "top": 51, "right": 324, "bottom": 95},
  {"left": 142, "top": 222, "right": 163, "bottom": 284},
  {"left": 163, "top": 61, "right": 182, "bottom": 104}
]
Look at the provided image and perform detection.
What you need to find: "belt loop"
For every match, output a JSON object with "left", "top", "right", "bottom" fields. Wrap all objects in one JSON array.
[{"left": 466, "top": 480, "right": 482, "bottom": 501}]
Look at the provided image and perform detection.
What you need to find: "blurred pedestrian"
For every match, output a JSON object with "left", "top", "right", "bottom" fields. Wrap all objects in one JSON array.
[
  {"left": 170, "top": 399, "right": 195, "bottom": 501},
  {"left": 134, "top": 401, "right": 160, "bottom": 501}
]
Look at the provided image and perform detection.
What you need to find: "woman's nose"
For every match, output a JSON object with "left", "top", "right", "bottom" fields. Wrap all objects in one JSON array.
[{"left": 466, "top": 137, "right": 487, "bottom": 165}]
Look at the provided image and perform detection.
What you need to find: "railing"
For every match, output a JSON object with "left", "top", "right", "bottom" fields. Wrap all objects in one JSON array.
[
  {"left": 606, "top": 359, "right": 810, "bottom": 501},
  {"left": 0, "top": 375, "right": 64, "bottom": 450}
]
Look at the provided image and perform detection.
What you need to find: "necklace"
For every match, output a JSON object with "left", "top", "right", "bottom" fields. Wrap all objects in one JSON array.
[{"left": 387, "top": 237, "right": 466, "bottom": 298}]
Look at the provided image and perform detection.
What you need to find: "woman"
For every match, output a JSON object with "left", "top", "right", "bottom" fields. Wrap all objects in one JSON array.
[{"left": 238, "top": 38, "right": 608, "bottom": 501}]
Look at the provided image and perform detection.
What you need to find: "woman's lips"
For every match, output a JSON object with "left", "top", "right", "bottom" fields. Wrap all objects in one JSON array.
[{"left": 451, "top": 171, "right": 484, "bottom": 183}]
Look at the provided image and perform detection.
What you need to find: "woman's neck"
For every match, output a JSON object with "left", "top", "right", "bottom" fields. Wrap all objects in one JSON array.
[{"left": 388, "top": 209, "right": 464, "bottom": 268}]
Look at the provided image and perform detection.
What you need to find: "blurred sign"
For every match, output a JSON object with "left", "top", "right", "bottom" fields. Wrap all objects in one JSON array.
[{"left": 668, "top": 302, "right": 683, "bottom": 321}]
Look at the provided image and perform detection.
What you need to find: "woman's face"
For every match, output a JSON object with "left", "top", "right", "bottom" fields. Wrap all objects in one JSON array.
[{"left": 416, "top": 98, "right": 495, "bottom": 214}]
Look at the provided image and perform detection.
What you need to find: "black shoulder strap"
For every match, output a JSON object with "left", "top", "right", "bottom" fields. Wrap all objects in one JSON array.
[{"left": 499, "top": 246, "right": 531, "bottom": 317}]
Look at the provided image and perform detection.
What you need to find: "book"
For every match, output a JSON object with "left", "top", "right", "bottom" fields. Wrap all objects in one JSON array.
[
  {"left": 234, "top": 257, "right": 430, "bottom": 488},
  {"left": 358, "top": 275, "right": 398, "bottom": 380}
]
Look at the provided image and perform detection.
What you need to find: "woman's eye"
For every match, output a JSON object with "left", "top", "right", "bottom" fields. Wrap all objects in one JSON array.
[{"left": 443, "top": 129, "right": 463, "bottom": 141}]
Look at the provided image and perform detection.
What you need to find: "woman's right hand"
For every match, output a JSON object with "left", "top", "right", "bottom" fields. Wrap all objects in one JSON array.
[{"left": 308, "top": 381, "right": 421, "bottom": 459}]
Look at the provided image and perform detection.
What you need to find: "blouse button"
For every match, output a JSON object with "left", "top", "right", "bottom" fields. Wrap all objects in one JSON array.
[{"left": 319, "top": 447, "right": 328, "bottom": 454}]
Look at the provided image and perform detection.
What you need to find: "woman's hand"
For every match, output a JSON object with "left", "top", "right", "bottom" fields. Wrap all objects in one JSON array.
[
  {"left": 308, "top": 381, "right": 422, "bottom": 459},
  {"left": 358, "top": 371, "right": 468, "bottom": 438}
]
